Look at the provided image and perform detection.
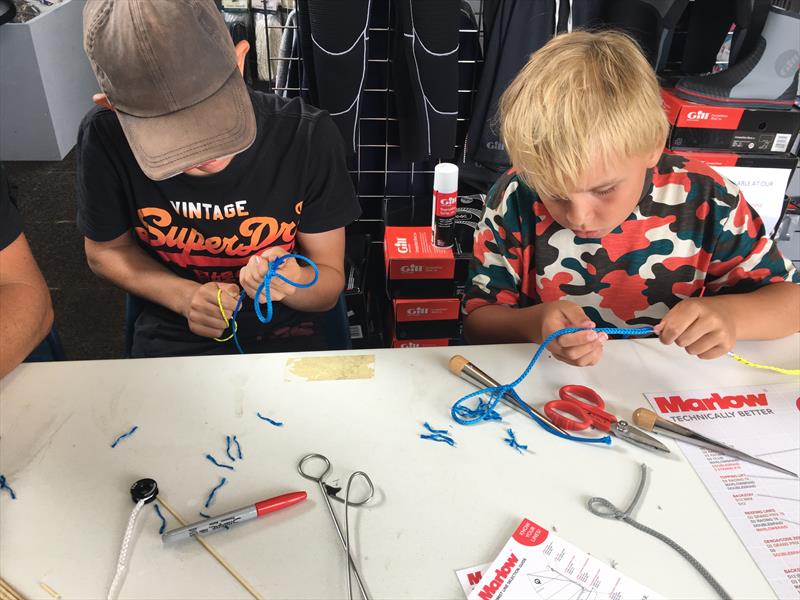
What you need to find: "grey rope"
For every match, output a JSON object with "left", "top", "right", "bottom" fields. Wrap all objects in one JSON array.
[{"left": 588, "top": 463, "right": 731, "bottom": 600}]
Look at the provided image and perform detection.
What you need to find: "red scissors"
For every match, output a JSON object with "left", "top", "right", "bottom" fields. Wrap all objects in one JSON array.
[{"left": 544, "top": 385, "right": 669, "bottom": 453}]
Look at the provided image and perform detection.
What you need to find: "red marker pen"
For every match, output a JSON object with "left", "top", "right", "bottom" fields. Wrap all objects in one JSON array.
[{"left": 161, "top": 491, "right": 307, "bottom": 544}]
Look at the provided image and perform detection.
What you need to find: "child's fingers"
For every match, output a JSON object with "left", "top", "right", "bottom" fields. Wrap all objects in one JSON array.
[
  {"left": 685, "top": 330, "right": 723, "bottom": 357},
  {"left": 555, "top": 340, "right": 603, "bottom": 365},
  {"left": 697, "top": 343, "right": 728, "bottom": 360},
  {"left": 558, "top": 329, "right": 601, "bottom": 348},
  {"left": 674, "top": 318, "right": 712, "bottom": 349},
  {"left": 659, "top": 306, "right": 699, "bottom": 345}
]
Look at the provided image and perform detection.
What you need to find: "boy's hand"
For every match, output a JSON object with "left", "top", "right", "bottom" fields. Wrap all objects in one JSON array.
[
  {"left": 654, "top": 298, "right": 735, "bottom": 359},
  {"left": 239, "top": 247, "right": 308, "bottom": 304},
  {"left": 185, "top": 282, "right": 240, "bottom": 338},
  {"left": 538, "top": 300, "right": 607, "bottom": 366}
]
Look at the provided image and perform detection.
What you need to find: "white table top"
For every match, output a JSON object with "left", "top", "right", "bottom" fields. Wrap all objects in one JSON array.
[{"left": 1, "top": 336, "right": 799, "bottom": 599}]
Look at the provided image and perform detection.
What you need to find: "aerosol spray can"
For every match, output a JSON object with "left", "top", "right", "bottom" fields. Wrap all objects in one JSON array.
[{"left": 432, "top": 162, "right": 458, "bottom": 248}]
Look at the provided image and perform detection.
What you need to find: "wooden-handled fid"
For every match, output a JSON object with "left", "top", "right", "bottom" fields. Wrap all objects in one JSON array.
[
  {"left": 448, "top": 355, "right": 569, "bottom": 436},
  {"left": 633, "top": 407, "right": 798, "bottom": 478},
  {"left": 632, "top": 408, "right": 658, "bottom": 431}
]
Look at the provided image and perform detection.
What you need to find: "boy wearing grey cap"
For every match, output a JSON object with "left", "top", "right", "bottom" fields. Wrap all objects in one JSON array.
[{"left": 77, "top": 0, "right": 360, "bottom": 357}]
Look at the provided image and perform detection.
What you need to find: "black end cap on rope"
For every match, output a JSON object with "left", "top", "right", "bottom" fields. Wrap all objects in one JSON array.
[{"left": 130, "top": 478, "right": 159, "bottom": 504}]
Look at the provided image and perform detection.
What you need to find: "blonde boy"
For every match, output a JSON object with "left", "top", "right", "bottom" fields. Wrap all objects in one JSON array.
[{"left": 463, "top": 31, "right": 799, "bottom": 366}]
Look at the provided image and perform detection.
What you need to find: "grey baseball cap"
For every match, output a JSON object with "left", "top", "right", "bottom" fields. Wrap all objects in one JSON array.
[{"left": 83, "top": 0, "right": 256, "bottom": 180}]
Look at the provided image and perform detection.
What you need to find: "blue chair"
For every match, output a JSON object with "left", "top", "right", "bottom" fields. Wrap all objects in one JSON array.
[{"left": 124, "top": 292, "right": 351, "bottom": 356}]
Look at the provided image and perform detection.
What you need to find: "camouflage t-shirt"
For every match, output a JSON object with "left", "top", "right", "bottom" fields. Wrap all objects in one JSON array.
[{"left": 463, "top": 152, "right": 799, "bottom": 328}]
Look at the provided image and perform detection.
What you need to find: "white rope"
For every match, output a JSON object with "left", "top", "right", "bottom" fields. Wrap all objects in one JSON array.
[{"left": 107, "top": 498, "right": 146, "bottom": 600}]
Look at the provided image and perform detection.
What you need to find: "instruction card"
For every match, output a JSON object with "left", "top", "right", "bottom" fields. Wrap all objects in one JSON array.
[
  {"left": 461, "top": 519, "right": 662, "bottom": 600},
  {"left": 645, "top": 383, "right": 800, "bottom": 599}
]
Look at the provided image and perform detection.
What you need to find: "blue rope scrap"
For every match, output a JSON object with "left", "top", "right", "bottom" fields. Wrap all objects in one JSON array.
[
  {"left": 450, "top": 326, "right": 654, "bottom": 446},
  {"left": 205, "top": 454, "right": 234, "bottom": 471},
  {"left": 154, "top": 504, "right": 167, "bottom": 534},
  {"left": 110, "top": 425, "right": 139, "bottom": 448},
  {"left": 503, "top": 428, "right": 528, "bottom": 454},
  {"left": 0, "top": 474, "right": 17, "bottom": 500},
  {"left": 419, "top": 422, "right": 456, "bottom": 446},
  {"left": 231, "top": 253, "right": 320, "bottom": 354},
  {"left": 225, "top": 435, "right": 236, "bottom": 462},
  {"left": 205, "top": 477, "right": 228, "bottom": 508},
  {"left": 233, "top": 435, "right": 243, "bottom": 459},
  {"left": 257, "top": 412, "right": 283, "bottom": 427}
]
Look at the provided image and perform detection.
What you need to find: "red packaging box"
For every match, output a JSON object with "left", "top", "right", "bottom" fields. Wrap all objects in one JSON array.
[
  {"left": 384, "top": 226, "right": 456, "bottom": 298},
  {"left": 391, "top": 298, "right": 461, "bottom": 340},
  {"left": 390, "top": 337, "right": 450, "bottom": 348},
  {"left": 661, "top": 88, "right": 800, "bottom": 154}
]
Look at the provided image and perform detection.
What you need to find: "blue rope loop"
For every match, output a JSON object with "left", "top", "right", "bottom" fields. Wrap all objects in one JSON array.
[
  {"left": 254, "top": 253, "right": 319, "bottom": 324},
  {"left": 231, "top": 253, "right": 319, "bottom": 354},
  {"left": 450, "top": 326, "right": 654, "bottom": 445}
]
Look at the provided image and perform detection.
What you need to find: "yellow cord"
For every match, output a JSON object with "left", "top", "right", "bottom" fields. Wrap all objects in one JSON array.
[
  {"left": 213, "top": 287, "right": 237, "bottom": 342},
  {"left": 728, "top": 352, "right": 800, "bottom": 375}
]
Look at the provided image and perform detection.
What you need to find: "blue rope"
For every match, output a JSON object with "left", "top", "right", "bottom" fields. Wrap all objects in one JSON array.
[
  {"left": 233, "top": 435, "right": 242, "bottom": 459},
  {"left": 205, "top": 454, "right": 234, "bottom": 470},
  {"left": 451, "top": 326, "right": 655, "bottom": 446},
  {"left": 154, "top": 504, "right": 167, "bottom": 534},
  {"left": 204, "top": 477, "right": 228, "bottom": 508},
  {"left": 231, "top": 253, "right": 319, "bottom": 354},
  {"left": 0, "top": 475, "right": 16, "bottom": 500},
  {"left": 199, "top": 511, "right": 211, "bottom": 519},
  {"left": 504, "top": 428, "right": 528, "bottom": 454},
  {"left": 420, "top": 422, "right": 456, "bottom": 446},
  {"left": 110, "top": 426, "right": 139, "bottom": 448},
  {"left": 423, "top": 422, "right": 450, "bottom": 435},
  {"left": 257, "top": 412, "right": 284, "bottom": 427},
  {"left": 225, "top": 435, "right": 236, "bottom": 462}
]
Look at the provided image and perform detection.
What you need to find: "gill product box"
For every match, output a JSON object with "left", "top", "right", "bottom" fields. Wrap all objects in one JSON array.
[
  {"left": 392, "top": 298, "right": 461, "bottom": 340},
  {"left": 391, "top": 337, "right": 450, "bottom": 348},
  {"left": 384, "top": 226, "right": 456, "bottom": 298},
  {"left": 661, "top": 88, "right": 800, "bottom": 154}
]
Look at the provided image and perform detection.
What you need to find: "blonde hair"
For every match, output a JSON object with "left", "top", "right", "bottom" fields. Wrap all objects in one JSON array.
[{"left": 499, "top": 30, "right": 669, "bottom": 199}]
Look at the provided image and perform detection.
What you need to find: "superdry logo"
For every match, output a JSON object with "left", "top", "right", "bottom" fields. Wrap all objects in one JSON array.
[
  {"left": 478, "top": 553, "right": 519, "bottom": 600},
  {"left": 655, "top": 392, "right": 768, "bottom": 413},
  {"left": 686, "top": 110, "right": 710, "bottom": 121}
]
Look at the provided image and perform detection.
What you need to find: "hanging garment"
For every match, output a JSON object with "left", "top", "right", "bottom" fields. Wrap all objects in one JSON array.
[
  {"left": 463, "top": 0, "right": 555, "bottom": 173},
  {"left": 392, "top": 0, "right": 461, "bottom": 161},
  {"left": 456, "top": 0, "right": 483, "bottom": 152},
  {"left": 253, "top": 0, "right": 284, "bottom": 83},
  {"left": 600, "top": 0, "right": 690, "bottom": 69},
  {"left": 296, "top": 0, "right": 371, "bottom": 154},
  {"left": 681, "top": 0, "right": 771, "bottom": 75}
]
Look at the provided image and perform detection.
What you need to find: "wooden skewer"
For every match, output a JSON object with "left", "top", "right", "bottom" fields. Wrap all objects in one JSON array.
[
  {"left": 0, "top": 577, "right": 26, "bottom": 600},
  {"left": 157, "top": 497, "right": 264, "bottom": 600}
]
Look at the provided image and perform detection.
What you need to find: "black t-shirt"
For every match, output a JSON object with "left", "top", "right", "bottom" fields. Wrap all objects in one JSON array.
[
  {"left": 76, "top": 91, "right": 360, "bottom": 357},
  {"left": 0, "top": 166, "right": 22, "bottom": 251}
]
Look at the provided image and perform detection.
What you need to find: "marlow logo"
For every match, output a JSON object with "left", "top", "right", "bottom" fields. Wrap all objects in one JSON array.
[
  {"left": 655, "top": 392, "right": 768, "bottom": 413},
  {"left": 478, "top": 553, "right": 519, "bottom": 600}
]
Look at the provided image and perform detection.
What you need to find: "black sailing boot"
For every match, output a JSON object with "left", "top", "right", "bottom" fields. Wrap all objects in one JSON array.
[{"left": 675, "top": 5, "right": 800, "bottom": 109}]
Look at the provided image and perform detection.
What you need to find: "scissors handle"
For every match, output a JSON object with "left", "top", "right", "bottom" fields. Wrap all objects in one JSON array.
[
  {"left": 543, "top": 399, "right": 593, "bottom": 431},
  {"left": 559, "top": 384, "right": 606, "bottom": 409}
]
